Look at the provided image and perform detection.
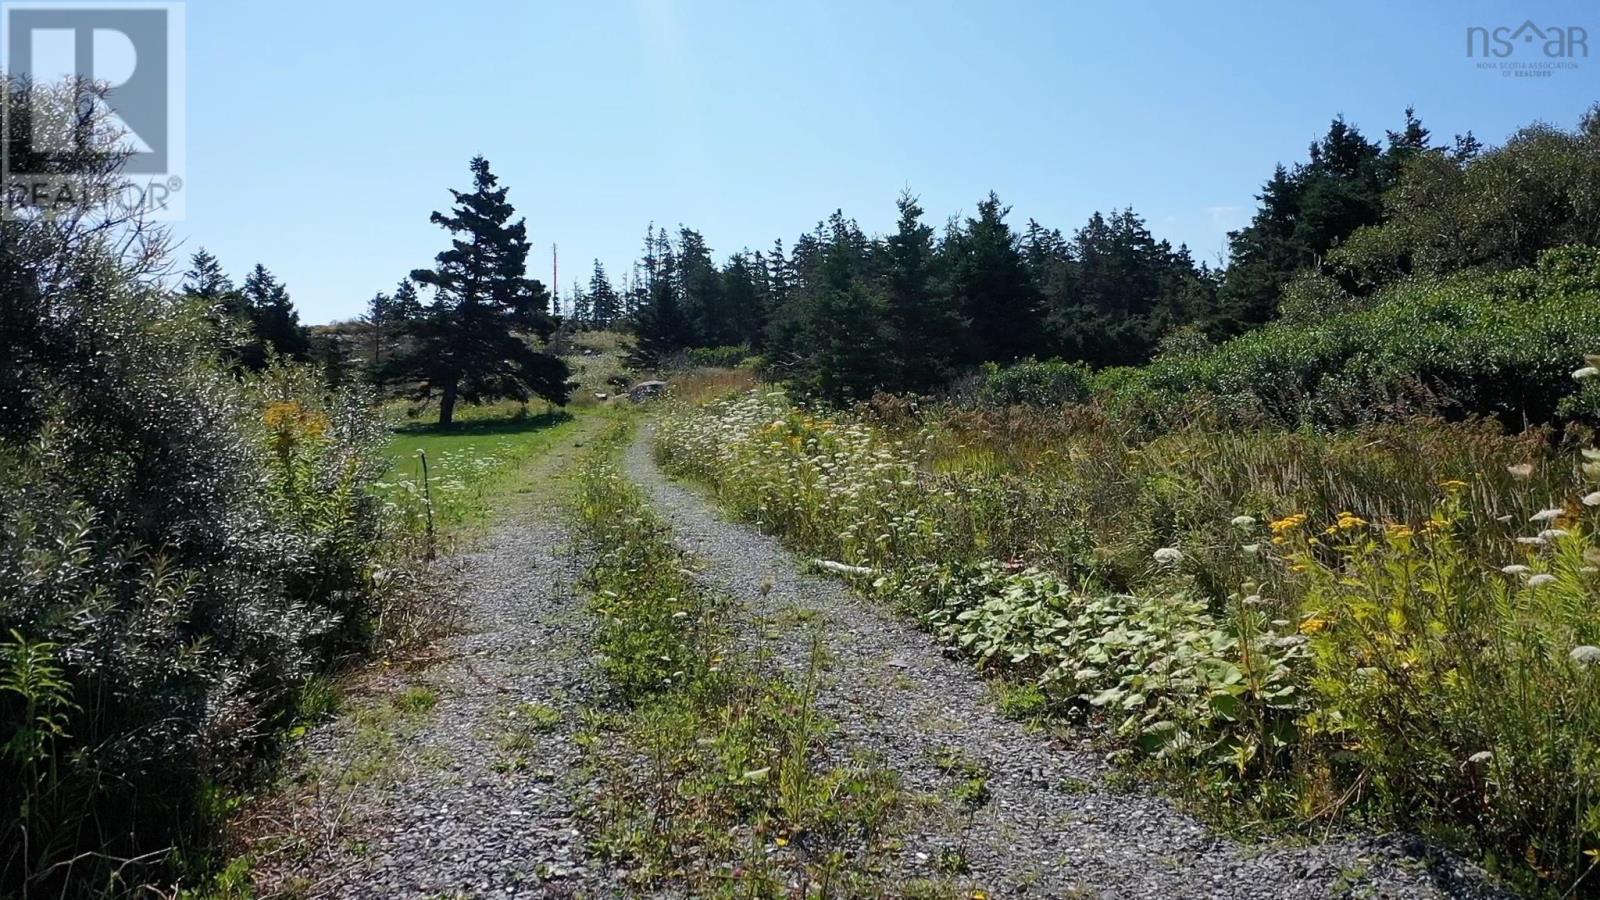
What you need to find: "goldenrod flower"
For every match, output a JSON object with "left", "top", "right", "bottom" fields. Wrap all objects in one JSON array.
[{"left": 1269, "top": 513, "right": 1308, "bottom": 534}]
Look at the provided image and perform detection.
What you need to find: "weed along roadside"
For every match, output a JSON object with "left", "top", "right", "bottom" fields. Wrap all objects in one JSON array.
[
  {"left": 647, "top": 387, "right": 1600, "bottom": 896},
  {"left": 571, "top": 422, "right": 926, "bottom": 897}
]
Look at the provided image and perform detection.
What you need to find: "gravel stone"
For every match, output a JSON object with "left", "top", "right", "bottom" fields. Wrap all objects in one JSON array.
[{"left": 296, "top": 426, "right": 620, "bottom": 899}]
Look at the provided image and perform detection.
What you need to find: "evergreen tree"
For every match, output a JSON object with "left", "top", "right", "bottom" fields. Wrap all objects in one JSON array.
[
  {"left": 719, "top": 251, "right": 763, "bottom": 347},
  {"left": 570, "top": 280, "right": 591, "bottom": 327},
  {"left": 945, "top": 192, "right": 1042, "bottom": 363},
  {"left": 792, "top": 234, "right": 894, "bottom": 404},
  {"left": 381, "top": 156, "right": 569, "bottom": 426},
  {"left": 363, "top": 290, "right": 391, "bottom": 363},
  {"left": 882, "top": 191, "right": 960, "bottom": 392},
  {"left": 182, "top": 248, "right": 250, "bottom": 344},
  {"left": 588, "top": 259, "right": 621, "bottom": 327},
  {"left": 239, "top": 263, "right": 311, "bottom": 368},
  {"left": 390, "top": 277, "right": 422, "bottom": 321},
  {"left": 675, "top": 227, "right": 730, "bottom": 345},
  {"left": 627, "top": 227, "right": 691, "bottom": 367},
  {"left": 1217, "top": 115, "right": 1396, "bottom": 332},
  {"left": 181, "top": 248, "right": 234, "bottom": 303}
]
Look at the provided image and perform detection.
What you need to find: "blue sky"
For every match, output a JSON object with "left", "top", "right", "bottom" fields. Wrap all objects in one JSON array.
[{"left": 178, "top": 1, "right": 1598, "bottom": 324}]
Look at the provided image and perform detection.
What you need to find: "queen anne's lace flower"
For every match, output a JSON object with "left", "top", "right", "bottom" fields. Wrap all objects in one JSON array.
[
  {"left": 1528, "top": 573, "right": 1558, "bottom": 588},
  {"left": 1152, "top": 547, "right": 1183, "bottom": 566}
]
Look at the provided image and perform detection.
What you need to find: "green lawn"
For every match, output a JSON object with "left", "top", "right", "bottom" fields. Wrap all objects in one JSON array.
[{"left": 375, "top": 403, "right": 584, "bottom": 534}]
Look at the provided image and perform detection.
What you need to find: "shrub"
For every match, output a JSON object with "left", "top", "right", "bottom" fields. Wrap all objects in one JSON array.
[
  {"left": 1, "top": 242, "right": 397, "bottom": 894},
  {"left": 977, "top": 357, "right": 1093, "bottom": 408},
  {"left": 1104, "top": 247, "right": 1600, "bottom": 431},
  {"left": 684, "top": 344, "right": 752, "bottom": 370}
]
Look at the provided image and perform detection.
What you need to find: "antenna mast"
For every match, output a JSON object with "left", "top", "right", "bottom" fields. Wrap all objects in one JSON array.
[{"left": 552, "top": 243, "right": 559, "bottom": 316}]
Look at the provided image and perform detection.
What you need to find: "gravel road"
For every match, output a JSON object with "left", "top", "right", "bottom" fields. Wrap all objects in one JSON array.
[
  {"left": 627, "top": 428, "right": 1510, "bottom": 900},
  {"left": 287, "top": 422, "right": 619, "bottom": 899}
]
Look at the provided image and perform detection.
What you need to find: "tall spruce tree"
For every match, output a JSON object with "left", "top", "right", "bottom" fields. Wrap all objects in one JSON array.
[
  {"left": 946, "top": 192, "right": 1042, "bottom": 363},
  {"left": 588, "top": 259, "right": 621, "bottom": 327},
  {"left": 382, "top": 156, "right": 570, "bottom": 425},
  {"left": 1217, "top": 115, "right": 1395, "bottom": 332},
  {"left": 882, "top": 191, "right": 960, "bottom": 392},
  {"left": 627, "top": 226, "right": 691, "bottom": 367},
  {"left": 239, "top": 263, "right": 311, "bottom": 368},
  {"left": 793, "top": 233, "right": 894, "bottom": 404},
  {"left": 182, "top": 248, "right": 234, "bottom": 303},
  {"left": 363, "top": 290, "right": 392, "bottom": 363}
]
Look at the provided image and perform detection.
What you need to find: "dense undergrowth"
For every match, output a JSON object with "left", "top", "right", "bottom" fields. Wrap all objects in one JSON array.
[
  {"left": 1098, "top": 246, "right": 1600, "bottom": 433},
  {"left": 572, "top": 424, "right": 925, "bottom": 898},
  {"left": 656, "top": 365, "right": 1600, "bottom": 894},
  {"left": 1, "top": 256, "right": 434, "bottom": 895}
]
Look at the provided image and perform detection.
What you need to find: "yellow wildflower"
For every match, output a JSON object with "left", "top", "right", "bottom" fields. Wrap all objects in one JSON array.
[
  {"left": 1438, "top": 479, "right": 1470, "bottom": 491},
  {"left": 1299, "top": 615, "right": 1329, "bottom": 635},
  {"left": 1268, "top": 513, "right": 1308, "bottom": 534},
  {"left": 1335, "top": 512, "right": 1368, "bottom": 531}
]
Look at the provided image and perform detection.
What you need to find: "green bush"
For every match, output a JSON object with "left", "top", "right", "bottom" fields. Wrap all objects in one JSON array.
[
  {"left": 685, "top": 344, "right": 751, "bottom": 369},
  {"left": 1105, "top": 247, "right": 1600, "bottom": 430},
  {"left": 978, "top": 357, "right": 1093, "bottom": 407},
  {"left": 1, "top": 235, "right": 397, "bottom": 893}
]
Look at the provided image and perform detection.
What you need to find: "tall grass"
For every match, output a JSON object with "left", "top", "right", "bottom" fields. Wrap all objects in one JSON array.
[{"left": 655, "top": 377, "right": 1600, "bottom": 894}]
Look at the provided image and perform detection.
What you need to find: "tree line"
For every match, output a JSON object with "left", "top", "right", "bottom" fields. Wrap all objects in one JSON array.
[
  {"left": 623, "top": 106, "right": 1600, "bottom": 404},
  {"left": 192, "top": 104, "right": 1600, "bottom": 416}
]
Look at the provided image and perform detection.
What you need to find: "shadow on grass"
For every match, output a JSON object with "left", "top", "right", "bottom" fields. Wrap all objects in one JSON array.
[{"left": 391, "top": 409, "right": 574, "bottom": 437}]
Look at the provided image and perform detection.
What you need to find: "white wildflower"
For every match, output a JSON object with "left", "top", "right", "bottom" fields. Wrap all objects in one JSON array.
[
  {"left": 1231, "top": 515, "right": 1256, "bottom": 528},
  {"left": 1241, "top": 543, "right": 1261, "bottom": 555},
  {"left": 1467, "top": 750, "right": 1494, "bottom": 765},
  {"left": 1539, "top": 528, "right": 1570, "bottom": 541},
  {"left": 1528, "top": 573, "right": 1558, "bottom": 588},
  {"left": 1516, "top": 536, "right": 1547, "bottom": 546},
  {"left": 1531, "top": 507, "right": 1565, "bottom": 523},
  {"left": 1584, "top": 491, "right": 1600, "bottom": 507},
  {"left": 1570, "top": 645, "right": 1600, "bottom": 666},
  {"left": 1501, "top": 564, "right": 1531, "bottom": 576},
  {"left": 1574, "top": 366, "right": 1600, "bottom": 381},
  {"left": 1153, "top": 547, "right": 1184, "bottom": 566}
]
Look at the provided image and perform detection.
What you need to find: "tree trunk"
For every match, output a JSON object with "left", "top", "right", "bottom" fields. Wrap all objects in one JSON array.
[{"left": 439, "top": 381, "right": 458, "bottom": 427}]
